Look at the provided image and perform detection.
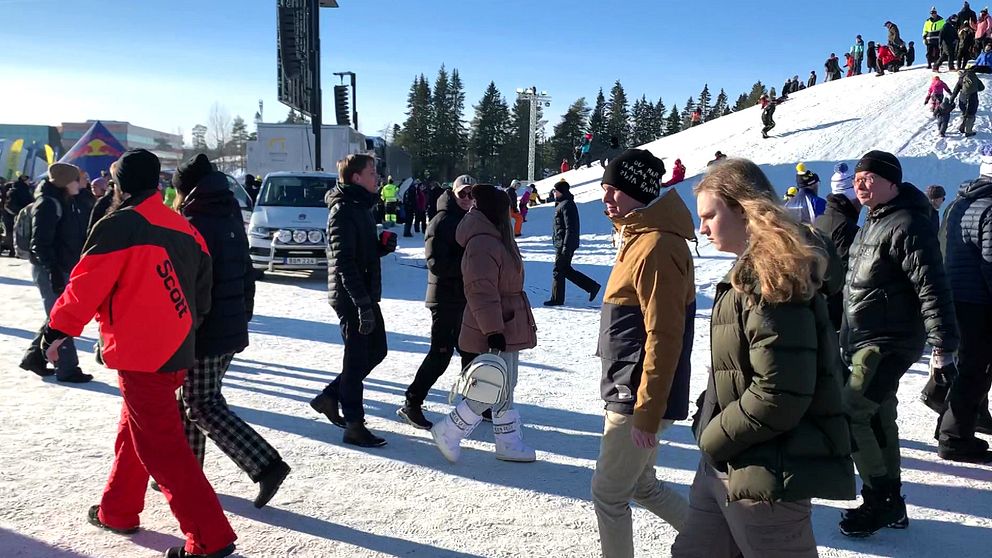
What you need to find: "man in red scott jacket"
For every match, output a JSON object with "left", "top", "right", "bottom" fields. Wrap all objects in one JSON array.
[{"left": 41, "top": 149, "right": 237, "bottom": 558}]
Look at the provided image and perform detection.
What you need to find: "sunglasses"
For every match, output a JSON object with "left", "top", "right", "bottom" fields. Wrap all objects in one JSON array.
[{"left": 457, "top": 188, "right": 473, "bottom": 200}]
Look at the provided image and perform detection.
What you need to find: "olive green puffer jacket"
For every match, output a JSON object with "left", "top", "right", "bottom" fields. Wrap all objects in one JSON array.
[{"left": 697, "top": 251, "right": 855, "bottom": 503}]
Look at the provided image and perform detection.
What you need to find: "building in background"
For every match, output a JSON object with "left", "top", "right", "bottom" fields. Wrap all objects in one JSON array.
[
  {"left": 61, "top": 120, "right": 183, "bottom": 169},
  {"left": 0, "top": 124, "right": 62, "bottom": 154}
]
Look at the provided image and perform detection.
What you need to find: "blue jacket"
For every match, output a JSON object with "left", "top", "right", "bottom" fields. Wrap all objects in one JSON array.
[{"left": 976, "top": 50, "right": 992, "bottom": 66}]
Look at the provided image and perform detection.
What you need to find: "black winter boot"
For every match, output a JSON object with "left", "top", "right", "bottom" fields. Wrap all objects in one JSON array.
[
  {"left": 163, "top": 543, "right": 235, "bottom": 558},
  {"left": 310, "top": 391, "right": 346, "bottom": 428},
  {"left": 397, "top": 401, "right": 433, "bottom": 430},
  {"left": 19, "top": 351, "right": 55, "bottom": 377},
  {"left": 343, "top": 422, "right": 387, "bottom": 448},
  {"left": 839, "top": 478, "right": 908, "bottom": 537},
  {"left": 976, "top": 404, "right": 992, "bottom": 436},
  {"left": 88, "top": 505, "right": 139, "bottom": 535},
  {"left": 938, "top": 436, "right": 992, "bottom": 463},
  {"left": 254, "top": 459, "right": 291, "bottom": 508}
]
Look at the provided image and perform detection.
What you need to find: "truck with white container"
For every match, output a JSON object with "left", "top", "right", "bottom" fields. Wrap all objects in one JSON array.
[{"left": 246, "top": 123, "right": 367, "bottom": 176}]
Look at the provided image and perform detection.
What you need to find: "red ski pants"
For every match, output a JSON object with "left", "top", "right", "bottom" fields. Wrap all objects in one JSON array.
[{"left": 97, "top": 370, "right": 237, "bottom": 555}]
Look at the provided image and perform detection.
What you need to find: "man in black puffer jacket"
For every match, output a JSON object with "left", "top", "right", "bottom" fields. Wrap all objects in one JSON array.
[
  {"left": 544, "top": 179, "right": 600, "bottom": 306},
  {"left": 398, "top": 175, "right": 478, "bottom": 429},
  {"left": 935, "top": 151, "right": 992, "bottom": 462},
  {"left": 839, "top": 151, "right": 959, "bottom": 537},
  {"left": 20, "top": 163, "right": 92, "bottom": 383},
  {"left": 310, "top": 153, "right": 397, "bottom": 448},
  {"left": 173, "top": 154, "right": 291, "bottom": 507},
  {"left": 815, "top": 162, "right": 861, "bottom": 331}
]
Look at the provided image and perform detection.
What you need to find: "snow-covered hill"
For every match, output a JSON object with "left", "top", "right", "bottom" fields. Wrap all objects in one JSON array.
[
  {"left": 3, "top": 65, "right": 992, "bottom": 558},
  {"left": 540, "top": 64, "right": 992, "bottom": 218}
]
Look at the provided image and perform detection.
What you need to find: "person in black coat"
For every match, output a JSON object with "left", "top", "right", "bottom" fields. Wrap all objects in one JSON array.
[
  {"left": 170, "top": 154, "right": 290, "bottom": 507},
  {"left": 840, "top": 152, "right": 959, "bottom": 534},
  {"left": 402, "top": 181, "right": 418, "bottom": 237},
  {"left": 936, "top": 160, "right": 992, "bottom": 460},
  {"left": 426, "top": 181, "right": 443, "bottom": 221},
  {"left": 937, "top": 166, "right": 992, "bottom": 462},
  {"left": 243, "top": 174, "right": 261, "bottom": 202},
  {"left": 544, "top": 180, "right": 601, "bottom": 306},
  {"left": 815, "top": 163, "right": 861, "bottom": 331},
  {"left": 907, "top": 41, "right": 916, "bottom": 66},
  {"left": 398, "top": 175, "right": 479, "bottom": 429},
  {"left": 935, "top": 15, "right": 960, "bottom": 71},
  {"left": 19, "top": 163, "right": 91, "bottom": 382},
  {"left": 310, "top": 153, "right": 397, "bottom": 448}
]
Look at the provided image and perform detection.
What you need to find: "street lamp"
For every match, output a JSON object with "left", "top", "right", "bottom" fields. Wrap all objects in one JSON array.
[{"left": 516, "top": 87, "right": 551, "bottom": 182}]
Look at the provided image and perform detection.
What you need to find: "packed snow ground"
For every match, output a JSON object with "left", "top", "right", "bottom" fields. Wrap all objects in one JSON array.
[{"left": 4, "top": 66, "right": 992, "bottom": 557}]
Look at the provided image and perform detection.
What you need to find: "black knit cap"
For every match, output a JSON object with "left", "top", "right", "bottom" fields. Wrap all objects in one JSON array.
[
  {"left": 114, "top": 149, "right": 161, "bottom": 195},
  {"left": 855, "top": 150, "right": 902, "bottom": 185},
  {"left": 173, "top": 153, "right": 214, "bottom": 194},
  {"left": 602, "top": 149, "right": 666, "bottom": 205},
  {"left": 471, "top": 183, "right": 509, "bottom": 226},
  {"left": 553, "top": 179, "right": 570, "bottom": 193}
]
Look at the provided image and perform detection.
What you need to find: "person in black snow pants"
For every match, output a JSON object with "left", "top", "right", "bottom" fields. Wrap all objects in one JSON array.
[
  {"left": 867, "top": 41, "right": 878, "bottom": 73},
  {"left": 543, "top": 179, "right": 601, "bottom": 306},
  {"left": 760, "top": 94, "right": 778, "bottom": 139},
  {"left": 397, "top": 175, "right": 479, "bottom": 429},
  {"left": 808, "top": 70, "right": 817, "bottom": 87},
  {"left": 907, "top": 41, "right": 917, "bottom": 65},
  {"left": 951, "top": 67, "right": 984, "bottom": 136},
  {"left": 172, "top": 153, "right": 291, "bottom": 509}
]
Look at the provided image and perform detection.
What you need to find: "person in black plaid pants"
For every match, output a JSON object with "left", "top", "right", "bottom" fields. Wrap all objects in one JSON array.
[{"left": 174, "top": 155, "right": 291, "bottom": 509}]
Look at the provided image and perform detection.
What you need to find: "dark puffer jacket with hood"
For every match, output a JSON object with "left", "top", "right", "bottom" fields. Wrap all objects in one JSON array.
[
  {"left": 424, "top": 189, "right": 467, "bottom": 308},
  {"left": 843, "top": 183, "right": 958, "bottom": 366},
  {"left": 941, "top": 177, "right": 992, "bottom": 304},
  {"left": 180, "top": 171, "right": 255, "bottom": 357},
  {"left": 325, "top": 183, "right": 385, "bottom": 315}
]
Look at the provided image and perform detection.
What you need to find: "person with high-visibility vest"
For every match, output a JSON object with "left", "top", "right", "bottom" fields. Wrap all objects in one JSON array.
[{"left": 380, "top": 176, "right": 399, "bottom": 227}]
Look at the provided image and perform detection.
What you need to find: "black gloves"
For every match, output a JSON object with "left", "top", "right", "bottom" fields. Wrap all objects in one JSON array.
[
  {"left": 49, "top": 268, "right": 66, "bottom": 295},
  {"left": 487, "top": 333, "right": 506, "bottom": 352},
  {"left": 378, "top": 231, "right": 397, "bottom": 255},
  {"left": 39, "top": 325, "right": 69, "bottom": 354},
  {"left": 357, "top": 305, "right": 376, "bottom": 335}
]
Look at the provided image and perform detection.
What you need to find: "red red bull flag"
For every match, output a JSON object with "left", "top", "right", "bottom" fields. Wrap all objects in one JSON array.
[{"left": 58, "top": 121, "right": 125, "bottom": 178}]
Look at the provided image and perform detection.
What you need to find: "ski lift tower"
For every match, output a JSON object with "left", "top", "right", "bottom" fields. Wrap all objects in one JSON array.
[{"left": 516, "top": 87, "right": 551, "bottom": 182}]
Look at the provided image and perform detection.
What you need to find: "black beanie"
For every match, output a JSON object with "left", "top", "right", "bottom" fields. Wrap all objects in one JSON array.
[
  {"left": 471, "top": 184, "right": 509, "bottom": 226},
  {"left": 855, "top": 150, "right": 902, "bottom": 185},
  {"left": 553, "top": 179, "right": 570, "bottom": 193},
  {"left": 174, "top": 153, "right": 214, "bottom": 194},
  {"left": 114, "top": 149, "right": 161, "bottom": 195},
  {"left": 601, "top": 149, "right": 666, "bottom": 205}
]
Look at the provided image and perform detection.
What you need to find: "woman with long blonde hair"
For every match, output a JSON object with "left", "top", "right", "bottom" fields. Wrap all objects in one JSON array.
[{"left": 671, "top": 158, "right": 854, "bottom": 557}]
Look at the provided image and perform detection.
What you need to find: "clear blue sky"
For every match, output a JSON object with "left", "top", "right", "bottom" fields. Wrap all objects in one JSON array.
[{"left": 0, "top": 0, "right": 968, "bottom": 144}]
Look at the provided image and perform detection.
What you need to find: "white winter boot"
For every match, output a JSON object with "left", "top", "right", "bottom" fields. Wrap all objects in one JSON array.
[
  {"left": 493, "top": 409, "right": 536, "bottom": 462},
  {"left": 430, "top": 400, "right": 483, "bottom": 463}
]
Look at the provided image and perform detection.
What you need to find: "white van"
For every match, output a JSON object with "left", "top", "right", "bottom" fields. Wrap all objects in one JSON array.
[{"left": 247, "top": 171, "right": 338, "bottom": 273}]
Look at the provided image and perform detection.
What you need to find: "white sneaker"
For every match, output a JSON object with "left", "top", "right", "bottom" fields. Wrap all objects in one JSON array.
[
  {"left": 493, "top": 409, "right": 536, "bottom": 462},
  {"left": 430, "top": 400, "right": 482, "bottom": 463}
]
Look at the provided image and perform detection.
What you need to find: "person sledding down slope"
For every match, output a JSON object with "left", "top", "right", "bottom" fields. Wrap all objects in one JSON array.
[
  {"left": 760, "top": 94, "right": 779, "bottom": 139},
  {"left": 925, "top": 75, "right": 953, "bottom": 116}
]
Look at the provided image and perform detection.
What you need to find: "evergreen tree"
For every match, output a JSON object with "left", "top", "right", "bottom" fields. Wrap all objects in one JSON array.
[
  {"left": 425, "top": 65, "right": 467, "bottom": 179},
  {"left": 680, "top": 97, "right": 696, "bottom": 129},
  {"left": 230, "top": 116, "right": 249, "bottom": 173},
  {"left": 697, "top": 84, "right": 712, "bottom": 121},
  {"left": 396, "top": 74, "right": 432, "bottom": 177},
  {"left": 711, "top": 88, "right": 730, "bottom": 118},
  {"left": 391, "top": 124, "right": 401, "bottom": 144},
  {"left": 469, "top": 81, "right": 511, "bottom": 182},
  {"left": 745, "top": 81, "right": 768, "bottom": 107},
  {"left": 733, "top": 93, "right": 749, "bottom": 111},
  {"left": 664, "top": 106, "right": 682, "bottom": 135},
  {"left": 630, "top": 95, "right": 656, "bottom": 146},
  {"left": 549, "top": 97, "right": 590, "bottom": 169},
  {"left": 588, "top": 88, "right": 608, "bottom": 148},
  {"left": 605, "top": 80, "right": 630, "bottom": 146},
  {"left": 654, "top": 98, "right": 667, "bottom": 138}
]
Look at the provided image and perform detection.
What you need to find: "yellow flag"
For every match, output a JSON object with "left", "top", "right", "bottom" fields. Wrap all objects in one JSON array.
[
  {"left": 44, "top": 144, "right": 55, "bottom": 165},
  {"left": 5, "top": 139, "right": 23, "bottom": 179}
]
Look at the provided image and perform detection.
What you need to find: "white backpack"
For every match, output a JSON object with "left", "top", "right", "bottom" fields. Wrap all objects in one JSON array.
[{"left": 450, "top": 352, "right": 509, "bottom": 407}]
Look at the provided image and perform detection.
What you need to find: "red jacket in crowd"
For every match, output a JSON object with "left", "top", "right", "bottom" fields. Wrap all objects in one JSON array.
[
  {"left": 49, "top": 191, "right": 212, "bottom": 373},
  {"left": 663, "top": 159, "right": 687, "bottom": 187},
  {"left": 561, "top": 160, "right": 570, "bottom": 173},
  {"left": 877, "top": 46, "right": 896, "bottom": 67}
]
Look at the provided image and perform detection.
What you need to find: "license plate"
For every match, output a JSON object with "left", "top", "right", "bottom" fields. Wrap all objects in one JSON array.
[{"left": 286, "top": 257, "right": 318, "bottom": 265}]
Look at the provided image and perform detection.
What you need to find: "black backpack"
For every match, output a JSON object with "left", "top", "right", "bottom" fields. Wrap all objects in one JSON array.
[{"left": 14, "top": 196, "right": 61, "bottom": 260}]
